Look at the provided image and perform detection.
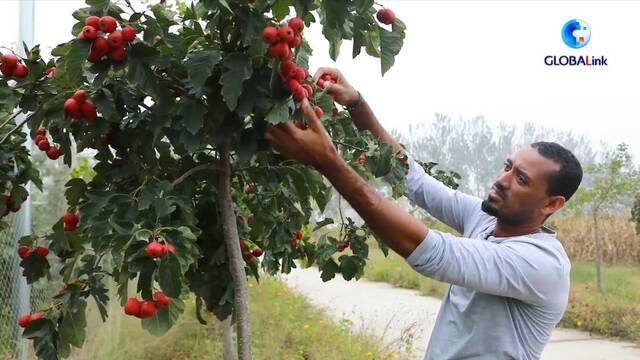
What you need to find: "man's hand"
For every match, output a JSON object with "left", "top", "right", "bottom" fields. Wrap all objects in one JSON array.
[
  {"left": 313, "top": 67, "right": 359, "bottom": 106},
  {"left": 264, "top": 99, "right": 340, "bottom": 172}
]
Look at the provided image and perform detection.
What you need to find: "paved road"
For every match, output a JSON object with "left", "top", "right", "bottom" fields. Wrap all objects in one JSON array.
[{"left": 282, "top": 267, "right": 640, "bottom": 360}]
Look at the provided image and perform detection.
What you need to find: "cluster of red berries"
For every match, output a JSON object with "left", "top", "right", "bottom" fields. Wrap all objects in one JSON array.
[
  {"left": 2, "top": 194, "right": 24, "bottom": 217},
  {"left": 18, "top": 312, "right": 45, "bottom": 328},
  {"left": 336, "top": 239, "right": 350, "bottom": 252},
  {"left": 124, "top": 291, "right": 172, "bottom": 319},
  {"left": 289, "top": 229, "right": 303, "bottom": 249},
  {"left": 63, "top": 212, "right": 80, "bottom": 232},
  {"left": 64, "top": 90, "right": 97, "bottom": 122},
  {"left": 0, "top": 53, "right": 28, "bottom": 78},
  {"left": 146, "top": 241, "right": 176, "bottom": 258},
  {"left": 240, "top": 239, "right": 263, "bottom": 261},
  {"left": 376, "top": 8, "right": 396, "bottom": 25},
  {"left": 79, "top": 16, "right": 136, "bottom": 63},
  {"left": 34, "top": 127, "right": 62, "bottom": 160},
  {"left": 262, "top": 17, "right": 304, "bottom": 61},
  {"left": 17, "top": 244, "right": 49, "bottom": 259}
]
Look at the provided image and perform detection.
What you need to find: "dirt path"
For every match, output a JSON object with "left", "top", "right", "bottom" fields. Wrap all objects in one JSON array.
[{"left": 282, "top": 267, "right": 640, "bottom": 359}]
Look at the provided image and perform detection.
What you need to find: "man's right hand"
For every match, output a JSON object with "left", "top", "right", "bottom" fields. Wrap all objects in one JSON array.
[{"left": 313, "top": 67, "right": 359, "bottom": 106}]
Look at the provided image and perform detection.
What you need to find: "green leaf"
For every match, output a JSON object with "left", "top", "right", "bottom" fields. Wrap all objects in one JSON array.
[
  {"left": 313, "top": 218, "right": 334, "bottom": 231},
  {"left": 159, "top": 253, "right": 182, "bottom": 298},
  {"left": 320, "top": 258, "right": 339, "bottom": 282},
  {"left": 339, "top": 255, "right": 363, "bottom": 281},
  {"left": 379, "top": 19, "right": 406, "bottom": 76},
  {"left": 272, "top": 0, "right": 292, "bottom": 20},
  {"left": 178, "top": 99, "right": 207, "bottom": 135},
  {"left": 59, "top": 39, "right": 91, "bottom": 85},
  {"left": 265, "top": 101, "right": 290, "bottom": 124},
  {"left": 185, "top": 50, "right": 222, "bottom": 97},
  {"left": 20, "top": 254, "right": 50, "bottom": 284},
  {"left": 59, "top": 298, "right": 87, "bottom": 348},
  {"left": 219, "top": 53, "right": 252, "bottom": 111},
  {"left": 141, "top": 297, "right": 185, "bottom": 336},
  {"left": 65, "top": 178, "right": 87, "bottom": 206}
]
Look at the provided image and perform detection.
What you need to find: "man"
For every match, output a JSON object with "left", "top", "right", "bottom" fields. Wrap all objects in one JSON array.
[{"left": 265, "top": 68, "right": 583, "bottom": 360}]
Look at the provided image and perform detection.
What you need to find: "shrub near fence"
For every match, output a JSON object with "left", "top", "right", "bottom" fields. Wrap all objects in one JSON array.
[{"left": 549, "top": 215, "right": 640, "bottom": 264}]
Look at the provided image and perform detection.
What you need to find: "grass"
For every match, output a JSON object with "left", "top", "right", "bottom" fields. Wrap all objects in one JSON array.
[
  {"left": 363, "top": 247, "right": 640, "bottom": 343},
  {"left": 71, "top": 277, "right": 406, "bottom": 360}
]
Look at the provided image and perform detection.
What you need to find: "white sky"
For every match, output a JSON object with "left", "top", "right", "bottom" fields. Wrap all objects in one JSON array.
[{"left": 1, "top": 0, "right": 639, "bottom": 160}]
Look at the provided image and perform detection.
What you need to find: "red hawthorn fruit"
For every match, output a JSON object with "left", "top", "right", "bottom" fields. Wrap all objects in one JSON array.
[
  {"left": 124, "top": 298, "right": 142, "bottom": 316},
  {"left": 155, "top": 292, "right": 173, "bottom": 309},
  {"left": 109, "top": 47, "right": 126, "bottom": 62},
  {"left": 146, "top": 241, "right": 165, "bottom": 258},
  {"left": 268, "top": 42, "right": 290, "bottom": 61},
  {"left": 63, "top": 212, "right": 80, "bottom": 226},
  {"left": 139, "top": 301, "right": 157, "bottom": 318},
  {"left": 376, "top": 8, "right": 396, "bottom": 25},
  {"left": 322, "top": 74, "right": 333, "bottom": 82},
  {"left": 295, "top": 122, "right": 308, "bottom": 130},
  {"left": 46, "top": 147, "right": 61, "bottom": 160},
  {"left": 36, "top": 127, "right": 47, "bottom": 136},
  {"left": 34, "top": 246, "right": 49, "bottom": 258},
  {"left": 1, "top": 53, "right": 18, "bottom": 70},
  {"left": 164, "top": 243, "right": 176, "bottom": 254},
  {"left": 236, "top": 214, "right": 245, "bottom": 223},
  {"left": 332, "top": 107, "right": 339, "bottom": 116},
  {"left": 280, "top": 61, "right": 297, "bottom": 79},
  {"left": 64, "top": 98, "right": 82, "bottom": 119},
  {"left": 316, "top": 78, "right": 325, "bottom": 88},
  {"left": 242, "top": 252, "right": 253, "bottom": 261},
  {"left": 288, "top": 17, "right": 304, "bottom": 34},
  {"left": 292, "top": 86, "right": 306, "bottom": 102},
  {"left": 154, "top": 35, "right": 162, "bottom": 41},
  {"left": 288, "top": 35, "right": 302, "bottom": 48},
  {"left": 0, "top": 63, "right": 14, "bottom": 77},
  {"left": 87, "top": 49, "right": 103, "bottom": 63},
  {"left": 293, "top": 68, "right": 306, "bottom": 82},
  {"left": 37, "top": 140, "right": 50, "bottom": 152},
  {"left": 290, "top": 239, "right": 297, "bottom": 248},
  {"left": 247, "top": 214, "right": 255, "bottom": 222},
  {"left": 121, "top": 26, "right": 136, "bottom": 42},
  {"left": 45, "top": 67, "right": 56, "bottom": 77},
  {"left": 99, "top": 16, "right": 117, "bottom": 33},
  {"left": 107, "top": 31, "right": 124, "bottom": 48},
  {"left": 30, "top": 313, "right": 45, "bottom": 322},
  {"left": 12, "top": 64, "right": 28, "bottom": 78},
  {"left": 79, "top": 25, "right": 97, "bottom": 40},
  {"left": 357, "top": 153, "right": 366, "bottom": 165},
  {"left": 92, "top": 36, "right": 110, "bottom": 56},
  {"left": 72, "top": 90, "right": 87, "bottom": 103},
  {"left": 240, "top": 239, "right": 247, "bottom": 249},
  {"left": 100, "top": 134, "right": 111, "bottom": 146},
  {"left": 301, "top": 84, "right": 313, "bottom": 97},
  {"left": 63, "top": 223, "right": 77, "bottom": 232},
  {"left": 244, "top": 184, "right": 253, "bottom": 194},
  {"left": 18, "top": 315, "right": 32, "bottom": 328},
  {"left": 85, "top": 15, "right": 101, "bottom": 30},
  {"left": 251, "top": 248, "right": 263, "bottom": 257},
  {"left": 34, "top": 134, "right": 46, "bottom": 145},
  {"left": 286, "top": 78, "right": 302, "bottom": 93},
  {"left": 261, "top": 26, "right": 278, "bottom": 44},
  {"left": 277, "top": 26, "right": 295, "bottom": 43},
  {"left": 314, "top": 106, "right": 324, "bottom": 118},
  {"left": 81, "top": 101, "right": 97, "bottom": 122},
  {"left": 18, "top": 245, "right": 30, "bottom": 259},
  {"left": 295, "top": 230, "right": 303, "bottom": 240}
]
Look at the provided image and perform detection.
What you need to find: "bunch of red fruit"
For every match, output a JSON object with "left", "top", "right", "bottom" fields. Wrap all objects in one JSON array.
[
  {"left": 0, "top": 53, "right": 28, "bottom": 78},
  {"left": 124, "top": 291, "right": 173, "bottom": 319},
  {"left": 63, "top": 212, "right": 80, "bottom": 232},
  {"left": 18, "top": 312, "right": 45, "bottom": 328},
  {"left": 337, "top": 239, "right": 350, "bottom": 252},
  {"left": 290, "top": 229, "right": 304, "bottom": 249},
  {"left": 33, "top": 127, "right": 62, "bottom": 160},
  {"left": 146, "top": 240, "right": 176, "bottom": 258},
  {"left": 64, "top": 90, "right": 97, "bottom": 122},
  {"left": 240, "top": 239, "right": 263, "bottom": 261},
  {"left": 2, "top": 194, "right": 24, "bottom": 217},
  {"left": 376, "top": 8, "right": 396, "bottom": 25},
  {"left": 79, "top": 15, "right": 136, "bottom": 63},
  {"left": 17, "top": 244, "right": 49, "bottom": 259}
]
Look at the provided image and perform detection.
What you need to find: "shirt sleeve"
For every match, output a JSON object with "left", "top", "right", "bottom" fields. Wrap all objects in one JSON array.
[
  {"left": 405, "top": 230, "right": 567, "bottom": 306},
  {"left": 404, "top": 155, "right": 482, "bottom": 235}
]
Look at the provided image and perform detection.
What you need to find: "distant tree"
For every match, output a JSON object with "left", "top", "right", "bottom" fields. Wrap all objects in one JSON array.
[
  {"left": 569, "top": 144, "right": 640, "bottom": 293},
  {"left": 632, "top": 192, "right": 640, "bottom": 235}
]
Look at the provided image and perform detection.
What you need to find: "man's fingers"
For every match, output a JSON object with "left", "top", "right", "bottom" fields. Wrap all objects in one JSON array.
[
  {"left": 313, "top": 67, "right": 340, "bottom": 83},
  {"left": 264, "top": 125, "right": 288, "bottom": 144},
  {"left": 300, "top": 99, "right": 323, "bottom": 133}
]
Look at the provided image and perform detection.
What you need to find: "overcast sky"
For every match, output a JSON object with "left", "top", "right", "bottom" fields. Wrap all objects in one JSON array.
[{"left": 1, "top": 0, "right": 638, "bottom": 160}]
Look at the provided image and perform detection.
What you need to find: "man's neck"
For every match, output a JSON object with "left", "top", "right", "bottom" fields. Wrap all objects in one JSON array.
[{"left": 492, "top": 221, "right": 542, "bottom": 238}]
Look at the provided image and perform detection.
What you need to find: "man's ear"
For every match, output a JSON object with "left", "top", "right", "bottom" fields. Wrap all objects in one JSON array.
[{"left": 542, "top": 195, "right": 565, "bottom": 216}]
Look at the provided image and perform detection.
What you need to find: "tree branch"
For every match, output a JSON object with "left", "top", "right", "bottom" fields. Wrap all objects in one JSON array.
[
  {"left": 333, "top": 139, "right": 365, "bottom": 153},
  {"left": 171, "top": 164, "right": 223, "bottom": 187},
  {"left": 0, "top": 111, "right": 22, "bottom": 131},
  {"left": 0, "top": 115, "right": 30, "bottom": 146}
]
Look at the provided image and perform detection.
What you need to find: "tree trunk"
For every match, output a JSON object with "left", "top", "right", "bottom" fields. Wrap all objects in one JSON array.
[
  {"left": 593, "top": 212, "right": 603, "bottom": 293},
  {"left": 221, "top": 317, "right": 234, "bottom": 360},
  {"left": 218, "top": 148, "right": 252, "bottom": 359}
]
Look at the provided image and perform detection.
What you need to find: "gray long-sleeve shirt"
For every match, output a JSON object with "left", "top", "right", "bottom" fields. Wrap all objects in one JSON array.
[{"left": 404, "top": 156, "right": 571, "bottom": 360}]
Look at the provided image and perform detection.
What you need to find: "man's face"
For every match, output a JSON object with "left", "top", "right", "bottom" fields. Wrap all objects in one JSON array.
[{"left": 481, "top": 146, "right": 560, "bottom": 225}]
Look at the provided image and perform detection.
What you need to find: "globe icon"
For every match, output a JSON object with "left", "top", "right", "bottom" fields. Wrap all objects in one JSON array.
[{"left": 562, "top": 19, "right": 591, "bottom": 49}]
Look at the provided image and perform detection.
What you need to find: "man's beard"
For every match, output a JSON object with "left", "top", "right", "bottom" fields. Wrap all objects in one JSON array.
[
  {"left": 481, "top": 199, "right": 500, "bottom": 217},
  {"left": 481, "top": 198, "right": 534, "bottom": 226}
]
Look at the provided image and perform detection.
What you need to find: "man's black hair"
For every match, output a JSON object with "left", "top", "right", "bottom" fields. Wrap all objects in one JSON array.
[{"left": 530, "top": 142, "right": 583, "bottom": 201}]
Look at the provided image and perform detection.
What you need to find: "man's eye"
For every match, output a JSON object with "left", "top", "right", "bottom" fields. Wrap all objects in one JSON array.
[{"left": 503, "top": 162, "right": 511, "bottom": 170}]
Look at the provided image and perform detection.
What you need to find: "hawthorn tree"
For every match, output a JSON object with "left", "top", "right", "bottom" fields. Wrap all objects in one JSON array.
[
  {"left": 632, "top": 192, "right": 640, "bottom": 235},
  {"left": 0, "top": 1, "right": 458, "bottom": 358}
]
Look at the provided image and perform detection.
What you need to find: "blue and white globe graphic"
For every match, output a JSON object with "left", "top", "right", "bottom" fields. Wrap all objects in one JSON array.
[{"left": 562, "top": 19, "right": 591, "bottom": 49}]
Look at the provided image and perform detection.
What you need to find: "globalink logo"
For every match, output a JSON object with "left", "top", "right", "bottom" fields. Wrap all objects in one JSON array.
[{"left": 544, "top": 18, "right": 608, "bottom": 67}]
